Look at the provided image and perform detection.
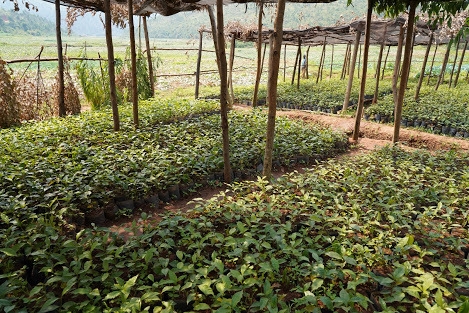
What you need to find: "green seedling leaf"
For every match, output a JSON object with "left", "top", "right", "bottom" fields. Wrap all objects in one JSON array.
[
  {"left": 104, "top": 291, "right": 121, "bottom": 300},
  {"left": 194, "top": 303, "right": 211, "bottom": 310},
  {"left": 198, "top": 279, "right": 214, "bottom": 296},
  {"left": 231, "top": 291, "right": 243, "bottom": 307}
]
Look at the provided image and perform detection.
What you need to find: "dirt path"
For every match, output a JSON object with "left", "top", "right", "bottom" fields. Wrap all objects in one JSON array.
[{"left": 109, "top": 106, "right": 469, "bottom": 237}]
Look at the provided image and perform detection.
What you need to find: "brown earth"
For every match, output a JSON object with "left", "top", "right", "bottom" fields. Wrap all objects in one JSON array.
[{"left": 109, "top": 105, "right": 469, "bottom": 237}]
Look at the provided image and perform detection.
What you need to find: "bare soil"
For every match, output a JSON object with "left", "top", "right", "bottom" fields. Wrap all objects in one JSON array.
[{"left": 109, "top": 106, "right": 469, "bottom": 237}]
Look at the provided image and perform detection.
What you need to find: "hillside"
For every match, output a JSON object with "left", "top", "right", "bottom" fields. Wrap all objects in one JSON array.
[{"left": 0, "top": 8, "right": 56, "bottom": 36}]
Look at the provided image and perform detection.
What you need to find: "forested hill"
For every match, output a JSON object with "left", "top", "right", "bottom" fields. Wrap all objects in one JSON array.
[
  {"left": 0, "top": 8, "right": 56, "bottom": 36},
  {"left": 147, "top": 0, "right": 368, "bottom": 39}
]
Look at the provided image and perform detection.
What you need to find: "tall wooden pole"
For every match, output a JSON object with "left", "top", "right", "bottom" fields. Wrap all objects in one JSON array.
[
  {"left": 306, "top": 45, "right": 310, "bottom": 79},
  {"left": 215, "top": 0, "right": 232, "bottom": 183},
  {"left": 449, "top": 36, "right": 461, "bottom": 88},
  {"left": 393, "top": 1, "right": 417, "bottom": 143},
  {"left": 252, "top": 1, "right": 264, "bottom": 107},
  {"left": 195, "top": 30, "right": 203, "bottom": 99},
  {"left": 415, "top": 32, "right": 433, "bottom": 100},
  {"left": 262, "top": 0, "right": 286, "bottom": 180},
  {"left": 454, "top": 40, "right": 468, "bottom": 87},
  {"left": 143, "top": 16, "right": 154, "bottom": 98},
  {"left": 435, "top": 35, "right": 452, "bottom": 90},
  {"left": 373, "top": 34, "right": 385, "bottom": 104},
  {"left": 381, "top": 45, "right": 390, "bottom": 80},
  {"left": 104, "top": 0, "right": 119, "bottom": 131},
  {"left": 392, "top": 23, "right": 405, "bottom": 105},
  {"left": 427, "top": 43, "right": 438, "bottom": 85},
  {"left": 297, "top": 37, "right": 301, "bottom": 89},
  {"left": 55, "top": 0, "right": 65, "bottom": 117},
  {"left": 283, "top": 44, "right": 287, "bottom": 82},
  {"left": 228, "top": 35, "right": 236, "bottom": 106},
  {"left": 128, "top": 0, "right": 139, "bottom": 128},
  {"left": 316, "top": 38, "right": 326, "bottom": 84},
  {"left": 292, "top": 44, "right": 300, "bottom": 85},
  {"left": 329, "top": 44, "right": 334, "bottom": 78},
  {"left": 352, "top": 0, "right": 372, "bottom": 142},
  {"left": 342, "top": 30, "right": 361, "bottom": 110}
]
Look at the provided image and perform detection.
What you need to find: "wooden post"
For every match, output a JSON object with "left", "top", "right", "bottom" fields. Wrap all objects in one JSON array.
[
  {"left": 128, "top": 0, "right": 139, "bottom": 128},
  {"left": 373, "top": 34, "right": 385, "bottom": 104},
  {"left": 208, "top": 6, "right": 221, "bottom": 74},
  {"left": 449, "top": 36, "right": 461, "bottom": 88},
  {"left": 329, "top": 44, "right": 334, "bottom": 78},
  {"left": 454, "top": 40, "right": 468, "bottom": 87},
  {"left": 316, "top": 38, "right": 326, "bottom": 84},
  {"left": 262, "top": 0, "right": 286, "bottom": 180},
  {"left": 306, "top": 45, "right": 310, "bottom": 79},
  {"left": 55, "top": 0, "right": 65, "bottom": 117},
  {"left": 297, "top": 37, "right": 301, "bottom": 89},
  {"left": 357, "top": 42, "right": 362, "bottom": 79},
  {"left": 393, "top": 1, "right": 417, "bottom": 144},
  {"left": 415, "top": 32, "right": 433, "bottom": 100},
  {"left": 215, "top": 0, "right": 232, "bottom": 184},
  {"left": 292, "top": 44, "right": 300, "bottom": 85},
  {"left": 341, "top": 42, "right": 351, "bottom": 79},
  {"left": 252, "top": 1, "right": 264, "bottom": 107},
  {"left": 283, "top": 44, "right": 287, "bottom": 82},
  {"left": 104, "top": 0, "right": 119, "bottom": 131},
  {"left": 352, "top": 0, "right": 372, "bottom": 142},
  {"left": 436, "top": 35, "right": 452, "bottom": 90},
  {"left": 381, "top": 45, "right": 390, "bottom": 80},
  {"left": 427, "top": 42, "right": 438, "bottom": 85},
  {"left": 392, "top": 23, "right": 405, "bottom": 105},
  {"left": 342, "top": 30, "right": 361, "bottom": 110},
  {"left": 228, "top": 35, "right": 236, "bottom": 106},
  {"left": 195, "top": 30, "right": 203, "bottom": 99},
  {"left": 143, "top": 16, "right": 155, "bottom": 98},
  {"left": 261, "top": 43, "right": 267, "bottom": 76}
]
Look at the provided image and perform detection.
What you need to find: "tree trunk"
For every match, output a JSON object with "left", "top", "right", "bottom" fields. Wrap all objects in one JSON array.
[
  {"left": 435, "top": 35, "right": 452, "bottom": 90},
  {"left": 427, "top": 43, "right": 438, "bottom": 85},
  {"left": 215, "top": 0, "right": 232, "bottom": 183},
  {"left": 373, "top": 37, "right": 385, "bottom": 104},
  {"left": 454, "top": 40, "right": 468, "bottom": 87},
  {"left": 393, "top": 1, "right": 417, "bottom": 144},
  {"left": 252, "top": 1, "right": 264, "bottom": 107},
  {"left": 195, "top": 30, "right": 203, "bottom": 99},
  {"left": 55, "top": 0, "right": 65, "bottom": 117},
  {"left": 128, "top": 0, "right": 139, "bottom": 128},
  {"left": 415, "top": 32, "right": 433, "bottom": 100},
  {"left": 342, "top": 30, "right": 361, "bottom": 110},
  {"left": 143, "top": 16, "right": 155, "bottom": 98},
  {"left": 262, "top": 0, "right": 286, "bottom": 180},
  {"left": 352, "top": 0, "right": 372, "bottom": 142},
  {"left": 449, "top": 36, "right": 460, "bottom": 88},
  {"left": 392, "top": 23, "right": 404, "bottom": 105},
  {"left": 104, "top": 0, "right": 119, "bottom": 131}
]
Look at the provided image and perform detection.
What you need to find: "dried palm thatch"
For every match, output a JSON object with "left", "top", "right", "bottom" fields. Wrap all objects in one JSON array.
[{"left": 0, "top": 59, "right": 20, "bottom": 128}]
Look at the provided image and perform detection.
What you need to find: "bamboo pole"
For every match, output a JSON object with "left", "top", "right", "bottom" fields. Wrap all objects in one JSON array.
[
  {"left": 454, "top": 40, "right": 468, "bottom": 87},
  {"left": 128, "top": 0, "right": 139, "bottom": 128},
  {"left": 55, "top": 0, "right": 65, "bottom": 117},
  {"left": 352, "top": 0, "right": 372, "bottom": 142},
  {"left": 415, "top": 32, "right": 433, "bottom": 100},
  {"left": 252, "top": 1, "right": 264, "bottom": 107},
  {"left": 427, "top": 43, "right": 438, "bottom": 85},
  {"left": 104, "top": 0, "right": 119, "bottom": 131},
  {"left": 449, "top": 36, "right": 460, "bottom": 88},
  {"left": 436, "top": 35, "right": 452, "bottom": 90},
  {"left": 195, "top": 30, "right": 203, "bottom": 99},
  {"left": 392, "top": 23, "right": 405, "bottom": 105},
  {"left": 143, "top": 16, "right": 154, "bottom": 98},
  {"left": 342, "top": 30, "right": 361, "bottom": 110},
  {"left": 393, "top": 0, "right": 417, "bottom": 144}
]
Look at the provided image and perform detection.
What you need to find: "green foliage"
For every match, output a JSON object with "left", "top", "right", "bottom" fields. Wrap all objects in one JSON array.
[
  {"left": 0, "top": 59, "right": 20, "bottom": 128},
  {"left": 0, "top": 98, "right": 347, "bottom": 219},
  {"left": 0, "top": 8, "right": 56, "bottom": 36},
  {"left": 2, "top": 146, "right": 469, "bottom": 311}
]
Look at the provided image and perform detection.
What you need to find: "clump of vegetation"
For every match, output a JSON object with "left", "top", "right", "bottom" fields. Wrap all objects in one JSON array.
[
  {"left": 0, "top": 59, "right": 20, "bottom": 128},
  {"left": 50, "top": 58, "right": 81, "bottom": 115}
]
